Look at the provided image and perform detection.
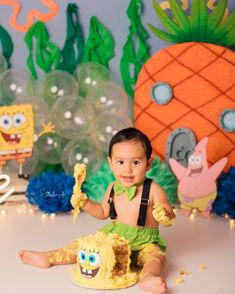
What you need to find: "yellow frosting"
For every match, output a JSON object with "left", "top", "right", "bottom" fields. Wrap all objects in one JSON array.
[
  {"left": 70, "top": 163, "right": 88, "bottom": 221},
  {"left": 152, "top": 203, "right": 176, "bottom": 226}
]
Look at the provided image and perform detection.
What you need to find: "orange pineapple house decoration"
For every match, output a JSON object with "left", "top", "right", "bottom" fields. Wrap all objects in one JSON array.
[{"left": 134, "top": 0, "right": 235, "bottom": 171}]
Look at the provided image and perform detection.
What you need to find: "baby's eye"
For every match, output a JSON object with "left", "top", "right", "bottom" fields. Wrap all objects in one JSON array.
[
  {"left": 133, "top": 160, "right": 140, "bottom": 165},
  {"left": 117, "top": 160, "right": 124, "bottom": 165}
]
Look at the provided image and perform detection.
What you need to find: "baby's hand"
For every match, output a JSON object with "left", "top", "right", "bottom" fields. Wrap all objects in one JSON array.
[{"left": 153, "top": 203, "right": 176, "bottom": 226}]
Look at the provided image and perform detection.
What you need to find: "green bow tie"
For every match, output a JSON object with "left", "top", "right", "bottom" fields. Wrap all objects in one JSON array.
[{"left": 113, "top": 181, "right": 137, "bottom": 201}]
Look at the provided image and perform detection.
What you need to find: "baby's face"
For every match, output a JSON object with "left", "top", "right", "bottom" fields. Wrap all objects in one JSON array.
[{"left": 108, "top": 140, "right": 150, "bottom": 187}]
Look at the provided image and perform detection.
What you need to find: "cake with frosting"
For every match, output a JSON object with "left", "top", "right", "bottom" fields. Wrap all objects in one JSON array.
[{"left": 73, "top": 232, "right": 137, "bottom": 289}]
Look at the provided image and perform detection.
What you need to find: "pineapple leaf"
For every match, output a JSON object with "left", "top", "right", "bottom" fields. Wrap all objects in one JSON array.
[
  {"left": 211, "top": 10, "right": 235, "bottom": 43},
  {"left": 216, "top": 26, "right": 235, "bottom": 46},
  {"left": 217, "top": 10, "right": 235, "bottom": 32},
  {"left": 149, "top": 0, "right": 233, "bottom": 47},
  {"left": 148, "top": 23, "right": 182, "bottom": 42},
  {"left": 223, "top": 31, "right": 235, "bottom": 46},
  {"left": 151, "top": 0, "right": 181, "bottom": 35},
  {"left": 190, "top": 0, "right": 207, "bottom": 40},
  {"left": 169, "top": 0, "right": 191, "bottom": 39},
  {"left": 224, "top": 32, "right": 235, "bottom": 46},
  {"left": 207, "top": 0, "right": 228, "bottom": 33}
]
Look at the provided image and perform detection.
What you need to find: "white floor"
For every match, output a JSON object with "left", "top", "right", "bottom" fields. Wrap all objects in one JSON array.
[{"left": 0, "top": 200, "right": 234, "bottom": 294}]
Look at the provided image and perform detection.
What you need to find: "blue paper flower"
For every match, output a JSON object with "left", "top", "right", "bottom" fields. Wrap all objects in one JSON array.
[
  {"left": 26, "top": 171, "right": 74, "bottom": 213},
  {"left": 212, "top": 167, "right": 235, "bottom": 219}
]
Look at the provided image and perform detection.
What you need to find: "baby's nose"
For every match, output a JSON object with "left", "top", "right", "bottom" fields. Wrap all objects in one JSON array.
[{"left": 125, "top": 164, "right": 132, "bottom": 173}]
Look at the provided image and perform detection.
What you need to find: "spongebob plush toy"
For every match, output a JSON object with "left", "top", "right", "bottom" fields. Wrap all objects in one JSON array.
[
  {"left": 0, "top": 104, "right": 54, "bottom": 178},
  {"left": 0, "top": 104, "right": 34, "bottom": 177}
]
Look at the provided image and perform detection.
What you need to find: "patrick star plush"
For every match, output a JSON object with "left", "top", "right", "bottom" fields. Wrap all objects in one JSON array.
[{"left": 169, "top": 137, "right": 227, "bottom": 217}]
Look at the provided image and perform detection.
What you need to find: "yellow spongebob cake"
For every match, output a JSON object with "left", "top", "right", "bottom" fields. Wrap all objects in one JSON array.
[{"left": 73, "top": 231, "right": 137, "bottom": 289}]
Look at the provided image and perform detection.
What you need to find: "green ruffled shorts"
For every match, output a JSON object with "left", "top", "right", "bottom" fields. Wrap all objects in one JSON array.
[{"left": 100, "top": 221, "right": 167, "bottom": 252}]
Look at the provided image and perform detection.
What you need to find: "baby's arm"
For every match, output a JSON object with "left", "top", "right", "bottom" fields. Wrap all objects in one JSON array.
[
  {"left": 71, "top": 163, "right": 111, "bottom": 221},
  {"left": 81, "top": 183, "right": 112, "bottom": 220},
  {"left": 151, "top": 182, "right": 176, "bottom": 226}
]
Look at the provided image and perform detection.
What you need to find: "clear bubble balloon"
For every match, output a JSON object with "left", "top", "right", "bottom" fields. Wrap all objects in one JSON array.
[
  {"left": 36, "top": 133, "right": 67, "bottom": 164},
  {"left": 14, "top": 96, "right": 51, "bottom": 134},
  {"left": 92, "top": 112, "right": 133, "bottom": 152},
  {"left": 51, "top": 95, "right": 94, "bottom": 139},
  {"left": 0, "top": 69, "right": 34, "bottom": 105},
  {"left": 87, "top": 81, "right": 128, "bottom": 115},
  {"left": 40, "top": 70, "right": 78, "bottom": 108},
  {"left": 124, "top": 95, "right": 134, "bottom": 122},
  {"left": 75, "top": 62, "right": 110, "bottom": 97},
  {"left": 8, "top": 145, "right": 40, "bottom": 175},
  {"left": 61, "top": 137, "right": 104, "bottom": 176},
  {"left": 0, "top": 54, "right": 7, "bottom": 74}
]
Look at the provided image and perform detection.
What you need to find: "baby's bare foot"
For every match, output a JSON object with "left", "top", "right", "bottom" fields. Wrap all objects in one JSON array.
[
  {"left": 139, "top": 275, "right": 167, "bottom": 294},
  {"left": 18, "top": 250, "right": 50, "bottom": 268}
]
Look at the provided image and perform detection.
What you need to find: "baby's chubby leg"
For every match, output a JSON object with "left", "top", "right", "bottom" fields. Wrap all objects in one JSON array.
[
  {"left": 18, "top": 240, "right": 78, "bottom": 268},
  {"left": 138, "top": 258, "right": 167, "bottom": 294},
  {"left": 18, "top": 250, "right": 51, "bottom": 268},
  {"left": 135, "top": 244, "right": 167, "bottom": 294}
]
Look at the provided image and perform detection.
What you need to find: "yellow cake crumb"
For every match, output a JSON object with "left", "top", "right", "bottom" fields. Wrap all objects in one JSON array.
[
  {"left": 179, "top": 270, "right": 192, "bottom": 276},
  {"left": 199, "top": 264, "right": 207, "bottom": 271},
  {"left": 174, "top": 277, "right": 184, "bottom": 285}
]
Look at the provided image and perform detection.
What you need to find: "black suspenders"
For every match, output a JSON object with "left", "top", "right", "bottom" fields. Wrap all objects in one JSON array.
[
  {"left": 137, "top": 178, "right": 152, "bottom": 226},
  {"left": 108, "top": 187, "right": 117, "bottom": 219},
  {"left": 108, "top": 178, "right": 153, "bottom": 226}
]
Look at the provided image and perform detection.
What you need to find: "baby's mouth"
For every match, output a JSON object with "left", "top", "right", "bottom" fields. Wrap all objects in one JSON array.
[
  {"left": 1, "top": 131, "right": 21, "bottom": 145},
  {"left": 80, "top": 265, "right": 99, "bottom": 279},
  {"left": 122, "top": 176, "right": 134, "bottom": 182}
]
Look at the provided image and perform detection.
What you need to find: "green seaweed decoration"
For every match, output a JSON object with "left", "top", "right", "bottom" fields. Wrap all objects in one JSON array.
[
  {"left": 149, "top": 0, "right": 235, "bottom": 47},
  {"left": 24, "top": 21, "right": 61, "bottom": 79},
  {"left": 82, "top": 157, "right": 178, "bottom": 205},
  {"left": 120, "top": 0, "right": 150, "bottom": 98},
  {"left": 82, "top": 16, "right": 115, "bottom": 68},
  {"left": 60, "top": 4, "right": 85, "bottom": 74},
  {"left": 0, "top": 24, "right": 14, "bottom": 68},
  {"left": 146, "top": 157, "right": 178, "bottom": 205},
  {"left": 82, "top": 161, "right": 115, "bottom": 203}
]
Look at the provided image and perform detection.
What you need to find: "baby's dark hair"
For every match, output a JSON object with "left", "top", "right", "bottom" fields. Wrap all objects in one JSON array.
[{"left": 108, "top": 127, "right": 152, "bottom": 160}]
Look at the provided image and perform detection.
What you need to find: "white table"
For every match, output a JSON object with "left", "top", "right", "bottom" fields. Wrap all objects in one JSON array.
[{"left": 0, "top": 200, "right": 234, "bottom": 294}]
